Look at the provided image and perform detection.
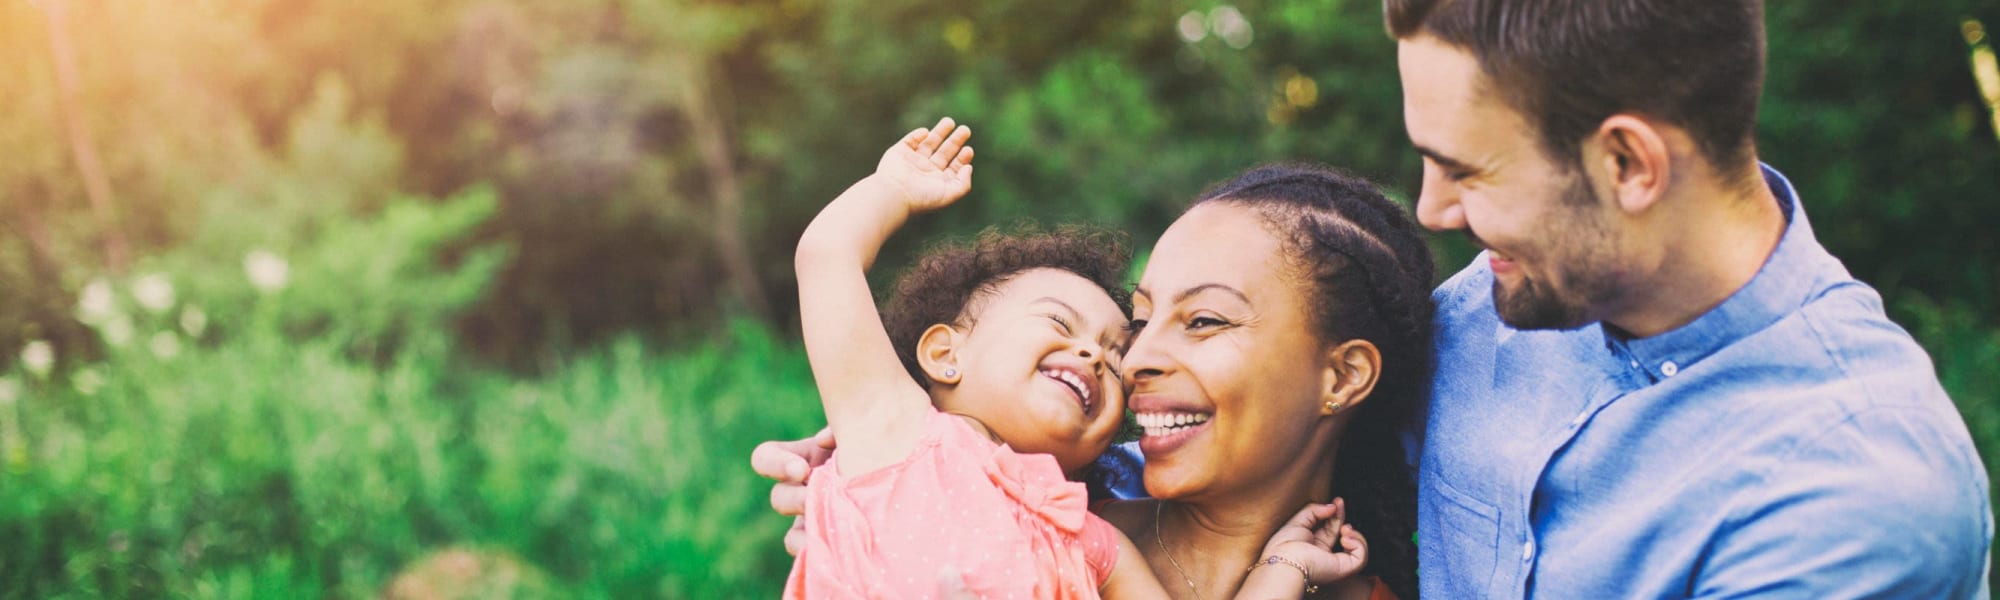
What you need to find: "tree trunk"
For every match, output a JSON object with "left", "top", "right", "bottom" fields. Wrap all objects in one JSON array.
[
  {"left": 676, "top": 56, "right": 771, "bottom": 321},
  {"left": 42, "top": 0, "right": 128, "bottom": 273}
]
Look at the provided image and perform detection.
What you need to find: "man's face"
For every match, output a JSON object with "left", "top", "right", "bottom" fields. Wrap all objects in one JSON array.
[{"left": 1397, "top": 34, "right": 1625, "bottom": 330}]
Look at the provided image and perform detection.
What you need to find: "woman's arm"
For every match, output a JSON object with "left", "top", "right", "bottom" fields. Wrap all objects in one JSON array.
[{"left": 795, "top": 118, "right": 975, "bottom": 476}]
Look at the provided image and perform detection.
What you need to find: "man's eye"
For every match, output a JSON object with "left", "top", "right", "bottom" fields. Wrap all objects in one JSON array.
[
  {"left": 1446, "top": 170, "right": 1474, "bottom": 182},
  {"left": 1124, "top": 319, "right": 1149, "bottom": 334}
]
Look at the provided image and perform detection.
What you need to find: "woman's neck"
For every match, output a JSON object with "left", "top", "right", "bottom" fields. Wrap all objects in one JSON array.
[{"left": 1153, "top": 441, "right": 1341, "bottom": 599}]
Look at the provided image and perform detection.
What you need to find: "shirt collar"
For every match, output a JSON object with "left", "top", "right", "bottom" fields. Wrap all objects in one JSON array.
[{"left": 1604, "top": 164, "right": 1844, "bottom": 383}]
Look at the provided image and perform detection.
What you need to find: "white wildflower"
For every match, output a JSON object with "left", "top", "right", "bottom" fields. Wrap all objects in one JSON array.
[
  {"left": 101, "top": 314, "right": 135, "bottom": 348},
  {"left": 244, "top": 250, "right": 290, "bottom": 293},
  {"left": 21, "top": 341, "right": 54, "bottom": 379},
  {"left": 149, "top": 332, "right": 182, "bottom": 360},
  {"left": 0, "top": 377, "right": 16, "bottom": 407},
  {"left": 77, "top": 278, "right": 117, "bottom": 323},
  {"left": 1209, "top": 5, "right": 1253, "bottom": 49},
  {"left": 132, "top": 273, "right": 176, "bottom": 314},
  {"left": 1177, "top": 11, "right": 1207, "bottom": 43},
  {"left": 73, "top": 367, "right": 104, "bottom": 396},
  {"left": 180, "top": 306, "right": 208, "bottom": 338}
]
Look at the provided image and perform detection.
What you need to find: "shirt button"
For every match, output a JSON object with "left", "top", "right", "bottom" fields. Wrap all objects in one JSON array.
[
  {"left": 1628, "top": 360, "right": 1639, "bottom": 369},
  {"left": 1568, "top": 412, "right": 1587, "bottom": 430},
  {"left": 1522, "top": 540, "right": 1536, "bottom": 562},
  {"left": 1661, "top": 361, "right": 1680, "bottom": 377}
]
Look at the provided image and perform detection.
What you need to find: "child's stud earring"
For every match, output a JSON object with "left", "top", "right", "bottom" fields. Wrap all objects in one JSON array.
[
  {"left": 1324, "top": 400, "right": 1343, "bottom": 414},
  {"left": 943, "top": 368, "right": 959, "bottom": 378}
]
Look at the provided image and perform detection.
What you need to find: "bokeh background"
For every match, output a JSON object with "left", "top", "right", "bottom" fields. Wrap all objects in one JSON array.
[{"left": 2, "top": 0, "right": 1997, "bottom": 597}]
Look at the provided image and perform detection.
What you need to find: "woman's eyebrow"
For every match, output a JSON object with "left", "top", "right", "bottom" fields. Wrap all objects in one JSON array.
[
  {"left": 1175, "top": 283, "right": 1250, "bottom": 305},
  {"left": 1132, "top": 284, "right": 1250, "bottom": 305}
]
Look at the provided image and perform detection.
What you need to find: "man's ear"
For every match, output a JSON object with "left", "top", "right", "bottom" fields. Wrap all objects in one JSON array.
[
  {"left": 1589, "top": 114, "right": 1673, "bottom": 215},
  {"left": 1320, "top": 339, "right": 1381, "bottom": 416},
  {"left": 917, "top": 324, "right": 964, "bottom": 386}
]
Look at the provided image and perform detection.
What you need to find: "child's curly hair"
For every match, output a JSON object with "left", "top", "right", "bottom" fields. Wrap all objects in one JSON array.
[{"left": 881, "top": 224, "right": 1133, "bottom": 389}]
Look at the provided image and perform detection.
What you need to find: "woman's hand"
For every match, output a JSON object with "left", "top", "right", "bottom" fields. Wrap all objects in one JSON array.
[
  {"left": 871, "top": 117, "right": 974, "bottom": 214},
  {"left": 1261, "top": 499, "right": 1369, "bottom": 586}
]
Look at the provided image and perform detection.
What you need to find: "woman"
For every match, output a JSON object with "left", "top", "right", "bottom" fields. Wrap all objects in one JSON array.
[
  {"left": 1096, "top": 163, "right": 1430, "bottom": 599},
  {"left": 755, "top": 163, "right": 1432, "bottom": 599}
]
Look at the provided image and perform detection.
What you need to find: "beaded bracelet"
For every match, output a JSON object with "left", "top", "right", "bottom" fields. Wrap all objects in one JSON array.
[{"left": 1247, "top": 554, "right": 1318, "bottom": 594}]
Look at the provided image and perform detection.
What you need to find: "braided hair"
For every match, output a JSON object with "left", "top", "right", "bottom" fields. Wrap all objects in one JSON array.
[{"left": 1192, "top": 163, "right": 1433, "bottom": 600}]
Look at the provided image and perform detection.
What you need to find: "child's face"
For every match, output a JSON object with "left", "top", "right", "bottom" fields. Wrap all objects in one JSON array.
[{"left": 943, "top": 268, "right": 1130, "bottom": 476}]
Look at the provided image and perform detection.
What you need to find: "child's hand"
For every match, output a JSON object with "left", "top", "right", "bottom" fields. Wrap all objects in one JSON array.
[
  {"left": 1260, "top": 499, "right": 1369, "bottom": 586},
  {"left": 873, "top": 117, "right": 975, "bottom": 214}
]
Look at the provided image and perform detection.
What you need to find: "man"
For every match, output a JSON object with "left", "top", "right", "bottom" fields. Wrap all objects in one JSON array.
[
  {"left": 1392, "top": 0, "right": 1989, "bottom": 596},
  {"left": 757, "top": 0, "right": 1994, "bottom": 596}
]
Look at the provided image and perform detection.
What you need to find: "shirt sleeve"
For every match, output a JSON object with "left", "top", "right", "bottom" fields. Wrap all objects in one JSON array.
[{"left": 1690, "top": 409, "right": 1992, "bottom": 599}]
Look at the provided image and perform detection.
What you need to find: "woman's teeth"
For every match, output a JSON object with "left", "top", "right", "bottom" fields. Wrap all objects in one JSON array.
[{"left": 1135, "top": 412, "right": 1210, "bottom": 437}]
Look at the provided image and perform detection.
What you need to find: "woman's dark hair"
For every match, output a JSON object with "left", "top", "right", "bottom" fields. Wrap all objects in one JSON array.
[
  {"left": 881, "top": 224, "right": 1133, "bottom": 389},
  {"left": 1193, "top": 163, "right": 1433, "bottom": 600}
]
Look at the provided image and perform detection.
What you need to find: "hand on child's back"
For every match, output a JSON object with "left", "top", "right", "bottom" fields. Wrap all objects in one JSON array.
[{"left": 873, "top": 116, "right": 976, "bottom": 213}]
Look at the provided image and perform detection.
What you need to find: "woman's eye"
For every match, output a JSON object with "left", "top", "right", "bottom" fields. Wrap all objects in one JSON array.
[{"left": 1188, "top": 316, "right": 1228, "bottom": 329}]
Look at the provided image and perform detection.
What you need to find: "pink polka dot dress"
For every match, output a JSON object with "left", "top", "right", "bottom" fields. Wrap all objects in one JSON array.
[{"left": 785, "top": 412, "right": 1120, "bottom": 599}]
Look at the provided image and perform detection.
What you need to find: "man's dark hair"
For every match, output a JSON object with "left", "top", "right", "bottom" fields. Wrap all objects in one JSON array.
[
  {"left": 881, "top": 224, "right": 1132, "bottom": 389},
  {"left": 1385, "top": 0, "right": 1765, "bottom": 173},
  {"left": 1194, "top": 163, "right": 1434, "bottom": 600}
]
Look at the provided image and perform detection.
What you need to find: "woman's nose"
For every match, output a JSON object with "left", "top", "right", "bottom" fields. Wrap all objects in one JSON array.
[{"left": 1120, "top": 330, "right": 1169, "bottom": 383}]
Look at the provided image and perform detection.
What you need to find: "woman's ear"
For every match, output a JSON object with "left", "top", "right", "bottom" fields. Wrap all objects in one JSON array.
[
  {"left": 916, "top": 324, "right": 964, "bottom": 386},
  {"left": 1319, "top": 339, "right": 1381, "bottom": 416}
]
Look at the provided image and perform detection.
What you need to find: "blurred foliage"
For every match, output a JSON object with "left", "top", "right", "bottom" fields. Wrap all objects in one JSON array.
[{"left": 0, "top": 0, "right": 1996, "bottom": 596}]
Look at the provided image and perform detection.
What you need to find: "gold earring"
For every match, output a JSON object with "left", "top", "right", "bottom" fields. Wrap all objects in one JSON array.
[{"left": 1325, "top": 400, "right": 1343, "bottom": 414}]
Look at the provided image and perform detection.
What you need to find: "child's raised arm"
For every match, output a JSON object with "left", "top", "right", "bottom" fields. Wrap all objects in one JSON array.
[{"left": 795, "top": 117, "right": 975, "bottom": 476}]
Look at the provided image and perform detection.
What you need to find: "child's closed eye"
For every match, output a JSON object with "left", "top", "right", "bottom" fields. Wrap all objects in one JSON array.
[{"left": 1046, "top": 314, "right": 1074, "bottom": 335}]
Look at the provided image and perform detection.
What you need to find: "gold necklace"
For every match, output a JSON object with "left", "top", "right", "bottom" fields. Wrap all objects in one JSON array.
[{"left": 1154, "top": 502, "right": 1207, "bottom": 600}]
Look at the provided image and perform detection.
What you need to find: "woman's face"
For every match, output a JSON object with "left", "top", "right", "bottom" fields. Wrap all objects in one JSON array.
[{"left": 1123, "top": 202, "right": 1334, "bottom": 502}]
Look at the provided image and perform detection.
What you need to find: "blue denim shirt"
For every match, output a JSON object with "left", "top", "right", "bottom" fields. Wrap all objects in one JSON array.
[{"left": 1418, "top": 165, "right": 1992, "bottom": 598}]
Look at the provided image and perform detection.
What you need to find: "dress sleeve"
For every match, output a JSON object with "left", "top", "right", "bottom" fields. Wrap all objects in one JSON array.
[{"left": 1079, "top": 513, "right": 1121, "bottom": 586}]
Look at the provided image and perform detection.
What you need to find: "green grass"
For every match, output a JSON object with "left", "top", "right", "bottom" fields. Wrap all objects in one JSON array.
[{"left": 0, "top": 321, "right": 822, "bottom": 598}]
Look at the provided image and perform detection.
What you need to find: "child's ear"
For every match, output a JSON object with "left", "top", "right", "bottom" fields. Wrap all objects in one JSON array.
[
  {"left": 916, "top": 324, "right": 964, "bottom": 386},
  {"left": 1319, "top": 339, "right": 1381, "bottom": 416}
]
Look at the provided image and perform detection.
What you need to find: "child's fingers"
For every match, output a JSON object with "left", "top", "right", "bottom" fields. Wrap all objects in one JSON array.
[
  {"left": 932, "top": 124, "right": 972, "bottom": 167},
  {"left": 950, "top": 146, "right": 975, "bottom": 172},
  {"left": 1283, "top": 504, "right": 1323, "bottom": 529},
  {"left": 901, "top": 127, "right": 929, "bottom": 150},
  {"left": 1340, "top": 524, "right": 1369, "bottom": 562},
  {"left": 917, "top": 117, "right": 955, "bottom": 155}
]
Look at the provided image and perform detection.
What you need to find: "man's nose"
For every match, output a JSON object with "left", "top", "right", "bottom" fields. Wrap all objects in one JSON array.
[{"left": 1415, "top": 163, "right": 1468, "bottom": 232}]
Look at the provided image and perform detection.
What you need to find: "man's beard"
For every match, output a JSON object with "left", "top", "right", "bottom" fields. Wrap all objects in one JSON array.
[{"left": 1489, "top": 177, "right": 1619, "bottom": 331}]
